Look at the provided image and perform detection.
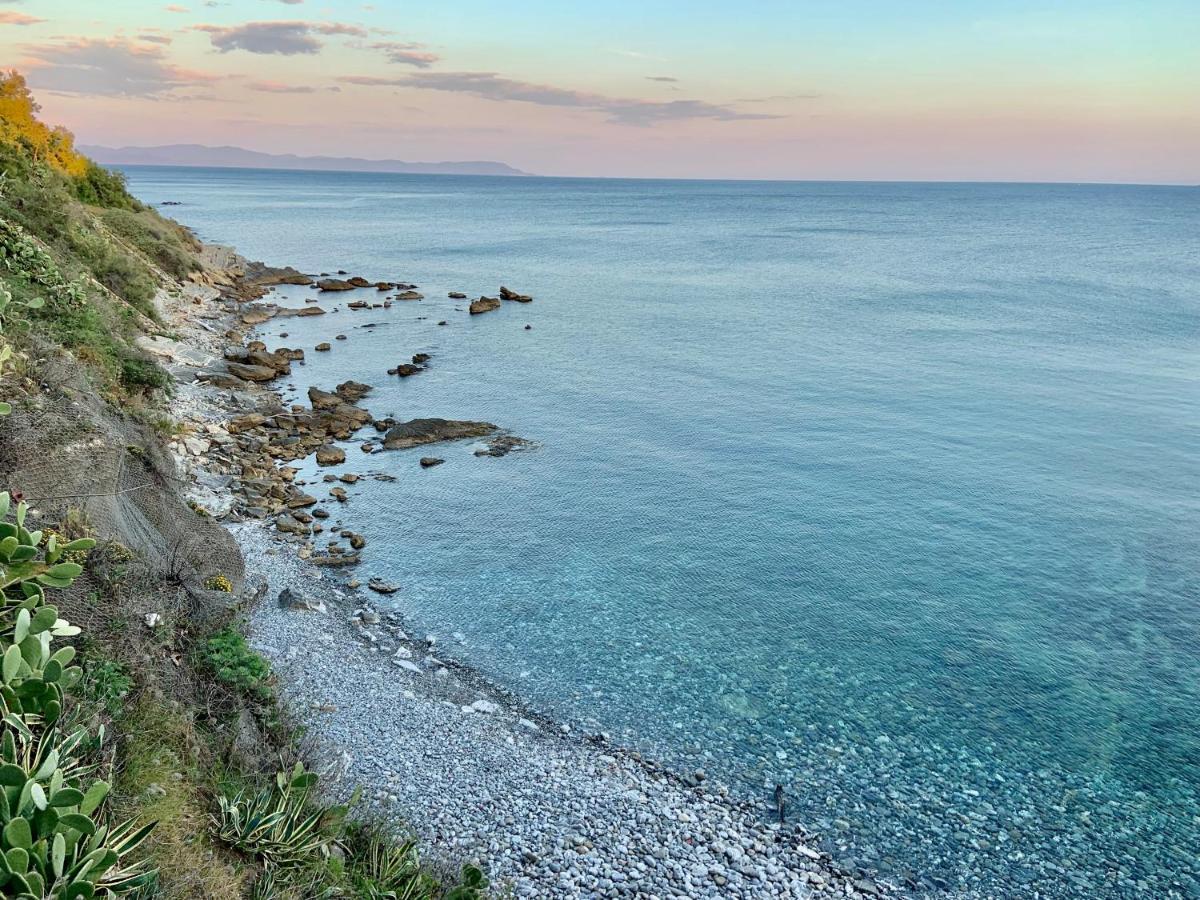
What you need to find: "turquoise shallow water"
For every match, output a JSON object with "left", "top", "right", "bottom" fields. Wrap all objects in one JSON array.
[{"left": 126, "top": 168, "right": 1199, "bottom": 897}]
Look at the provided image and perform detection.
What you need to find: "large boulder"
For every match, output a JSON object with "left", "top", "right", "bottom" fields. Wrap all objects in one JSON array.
[
  {"left": 469, "top": 297, "right": 501, "bottom": 315},
  {"left": 316, "top": 445, "right": 346, "bottom": 466},
  {"left": 226, "top": 362, "right": 278, "bottom": 383},
  {"left": 382, "top": 418, "right": 497, "bottom": 450},
  {"left": 317, "top": 279, "right": 355, "bottom": 292}
]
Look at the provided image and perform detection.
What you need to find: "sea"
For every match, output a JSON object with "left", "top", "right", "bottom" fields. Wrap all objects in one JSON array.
[{"left": 123, "top": 167, "right": 1200, "bottom": 898}]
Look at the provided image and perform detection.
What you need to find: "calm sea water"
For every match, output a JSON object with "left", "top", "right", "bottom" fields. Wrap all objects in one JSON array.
[{"left": 125, "top": 167, "right": 1199, "bottom": 898}]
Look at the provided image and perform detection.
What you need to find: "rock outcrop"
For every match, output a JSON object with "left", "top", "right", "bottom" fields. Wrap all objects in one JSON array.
[
  {"left": 469, "top": 297, "right": 501, "bottom": 315},
  {"left": 382, "top": 418, "right": 497, "bottom": 450}
]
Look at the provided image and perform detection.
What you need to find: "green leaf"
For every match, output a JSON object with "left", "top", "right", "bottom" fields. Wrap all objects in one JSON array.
[
  {"left": 45, "top": 563, "right": 82, "bottom": 580},
  {"left": 0, "top": 765, "right": 24, "bottom": 787},
  {"left": 3, "top": 816, "right": 31, "bottom": 850},
  {"left": 12, "top": 610, "right": 28, "bottom": 644},
  {"left": 51, "top": 832, "right": 64, "bottom": 878},
  {"left": 29, "top": 606, "right": 57, "bottom": 635},
  {"left": 78, "top": 782, "right": 108, "bottom": 817},
  {"left": 1, "top": 646, "right": 20, "bottom": 684},
  {"left": 49, "top": 788, "right": 83, "bottom": 808},
  {"left": 56, "top": 814, "right": 95, "bottom": 836},
  {"left": 3, "top": 848, "right": 25, "bottom": 873}
]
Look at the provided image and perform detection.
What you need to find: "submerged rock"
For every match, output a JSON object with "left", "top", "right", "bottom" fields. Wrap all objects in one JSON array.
[
  {"left": 475, "top": 434, "right": 535, "bottom": 457},
  {"left": 382, "top": 418, "right": 497, "bottom": 450},
  {"left": 368, "top": 578, "right": 400, "bottom": 595}
]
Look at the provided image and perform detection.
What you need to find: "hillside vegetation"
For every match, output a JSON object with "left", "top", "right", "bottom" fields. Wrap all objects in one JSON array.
[{"left": 0, "top": 71, "right": 489, "bottom": 899}]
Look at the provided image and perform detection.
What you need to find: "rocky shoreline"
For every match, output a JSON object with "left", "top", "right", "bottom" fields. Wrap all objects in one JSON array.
[{"left": 150, "top": 247, "right": 890, "bottom": 898}]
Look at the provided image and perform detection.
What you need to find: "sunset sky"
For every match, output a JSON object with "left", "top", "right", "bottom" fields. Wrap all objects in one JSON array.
[{"left": 2, "top": 1, "right": 1197, "bottom": 182}]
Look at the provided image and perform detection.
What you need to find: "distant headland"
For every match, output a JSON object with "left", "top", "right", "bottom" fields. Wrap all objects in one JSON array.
[{"left": 80, "top": 143, "right": 530, "bottom": 177}]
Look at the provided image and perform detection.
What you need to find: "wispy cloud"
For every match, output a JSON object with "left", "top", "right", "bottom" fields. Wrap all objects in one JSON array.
[
  {"left": 367, "top": 40, "right": 439, "bottom": 68},
  {"left": 339, "top": 71, "right": 778, "bottom": 126},
  {"left": 195, "top": 20, "right": 366, "bottom": 55},
  {"left": 735, "top": 92, "right": 822, "bottom": 103},
  {"left": 646, "top": 76, "right": 678, "bottom": 83},
  {"left": 0, "top": 11, "right": 42, "bottom": 25},
  {"left": 246, "top": 79, "right": 317, "bottom": 93},
  {"left": 22, "top": 37, "right": 217, "bottom": 97}
]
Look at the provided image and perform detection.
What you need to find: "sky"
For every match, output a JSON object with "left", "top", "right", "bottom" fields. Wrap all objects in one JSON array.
[{"left": 1, "top": 1, "right": 1197, "bottom": 183}]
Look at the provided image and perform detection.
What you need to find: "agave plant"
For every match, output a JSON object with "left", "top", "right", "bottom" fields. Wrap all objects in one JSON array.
[{"left": 213, "top": 763, "right": 351, "bottom": 871}]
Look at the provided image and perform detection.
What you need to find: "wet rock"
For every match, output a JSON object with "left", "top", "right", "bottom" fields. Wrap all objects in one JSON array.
[
  {"left": 278, "top": 305, "right": 325, "bottom": 317},
  {"left": 347, "top": 276, "right": 372, "bottom": 288},
  {"left": 382, "top": 418, "right": 497, "bottom": 450},
  {"left": 395, "top": 290, "right": 424, "bottom": 300},
  {"left": 475, "top": 434, "right": 535, "bottom": 457},
  {"left": 335, "top": 380, "right": 372, "bottom": 402},
  {"left": 411, "top": 352, "right": 431, "bottom": 364},
  {"left": 310, "top": 553, "right": 360, "bottom": 567},
  {"left": 315, "top": 342, "right": 331, "bottom": 351},
  {"left": 448, "top": 291, "right": 467, "bottom": 299},
  {"left": 368, "top": 578, "right": 400, "bottom": 594},
  {"left": 330, "top": 487, "right": 348, "bottom": 502},
  {"left": 500, "top": 286, "right": 533, "bottom": 302},
  {"left": 315, "top": 445, "right": 346, "bottom": 466},
  {"left": 469, "top": 297, "right": 501, "bottom": 315},
  {"left": 339, "top": 473, "right": 360, "bottom": 484},
  {"left": 318, "top": 279, "right": 355, "bottom": 292},
  {"left": 347, "top": 300, "right": 368, "bottom": 310},
  {"left": 393, "top": 364, "right": 421, "bottom": 377},
  {"left": 419, "top": 457, "right": 444, "bottom": 468}
]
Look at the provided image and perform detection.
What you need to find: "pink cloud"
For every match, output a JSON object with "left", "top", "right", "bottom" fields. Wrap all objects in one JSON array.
[{"left": 0, "top": 12, "right": 44, "bottom": 26}]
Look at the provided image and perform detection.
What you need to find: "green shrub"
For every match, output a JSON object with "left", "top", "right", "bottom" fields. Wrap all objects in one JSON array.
[
  {"left": 119, "top": 353, "right": 170, "bottom": 393},
  {"left": 82, "top": 658, "right": 134, "bottom": 716},
  {"left": 75, "top": 161, "right": 136, "bottom": 209},
  {"left": 202, "top": 628, "right": 272, "bottom": 702}
]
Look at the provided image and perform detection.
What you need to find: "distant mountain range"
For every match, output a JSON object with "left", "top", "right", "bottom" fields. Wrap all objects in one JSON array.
[{"left": 80, "top": 144, "right": 529, "bottom": 177}]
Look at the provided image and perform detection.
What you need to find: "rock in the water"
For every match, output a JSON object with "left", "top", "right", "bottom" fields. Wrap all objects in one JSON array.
[
  {"left": 347, "top": 300, "right": 368, "bottom": 310},
  {"left": 475, "top": 434, "right": 535, "bottom": 457},
  {"left": 348, "top": 276, "right": 372, "bottom": 288},
  {"left": 315, "top": 445, "right": 346, "bottom": 466},
  {"left": 335, "top": 380, "right": 372, "bottom": 402},
  {"left": 330, "top": 487, "right": 348, "bottom": 502},
  {"left": 315, "top": 342, "right": 331, "bottom": 351},
  {"left": 393, "top": 364, "right": 421, "bottom": 377},
  {"left": 318, "top": 279, "right": 355, "bottom": 292},
  {"left": 382, "top": 418, "right": 497, "bottom": 450},
  {"left": 419, "top": 457, "right": 444, "bottom": 468},
  {"left": 448, "top": 291, "right": 467, "bottom": 299},
  {"left": 278, "top": 587, "right": 325, "bottom": 613},
  {"left": 469, "top": 297, "right": 501, "bottom": 315},
  {"left": 395, "top": 290, "right": 424, "bottom": 301},
  {"left": 368, "top": 578, "right": 400, "bottom": 594},
  {"left": 499, "top": 286, "right": 533, "bottom": 302}
]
